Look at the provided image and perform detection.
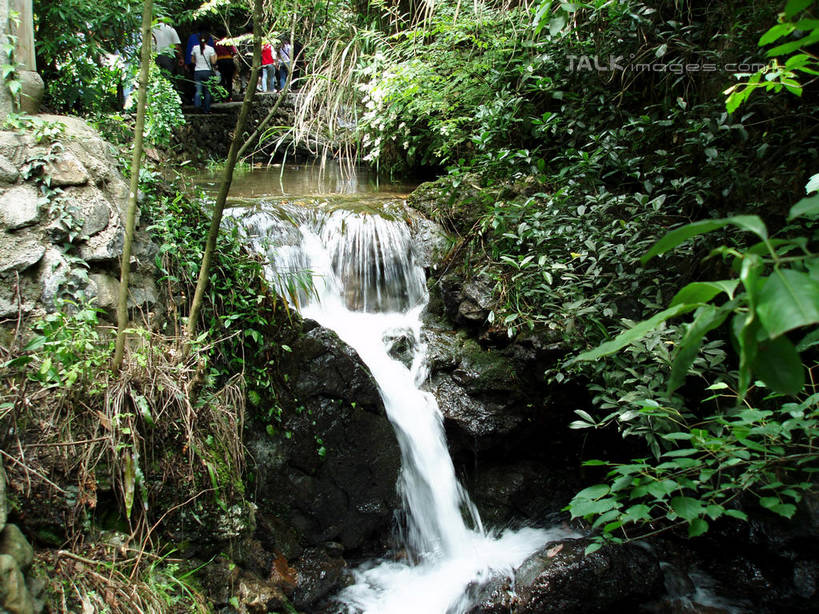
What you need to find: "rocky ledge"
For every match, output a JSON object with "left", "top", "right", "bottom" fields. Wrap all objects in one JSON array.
[{"left": 0, "top": 115, "right": 157, "bottom": 322}]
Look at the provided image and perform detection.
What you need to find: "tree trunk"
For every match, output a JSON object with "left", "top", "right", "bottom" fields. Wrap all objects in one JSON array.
[
  {"left": 185, "top": 0, "right": 264, "bottom": 340},
  {"left": 112, "top": 0, "right": 153, "bottom": 372}
]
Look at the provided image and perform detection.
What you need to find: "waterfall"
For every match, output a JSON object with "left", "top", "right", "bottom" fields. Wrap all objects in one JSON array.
[{"left": 233, "top": 203, "right": 572, "bottom": 613}]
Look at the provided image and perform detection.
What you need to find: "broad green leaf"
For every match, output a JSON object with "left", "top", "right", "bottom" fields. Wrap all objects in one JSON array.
[
  {"left": 622, "top": 504, "right": 651, "bottom": 523},
  {"left": 725, "top": 509, "right": 748, "bottom": 521},
  {"left": 788, "top": 194, "right": 819, "bottom": 220},
  {"left": 756, "top": 269, "right": 819, "bottom": 338},
  {"left": 759, "top": 23, "right": 796, "bottom": 46},
  {"left": 571, "top": 304, "right": 695, "bottom": 363},
  {"left": 648, "top": 479, "right": 680, "bottom": 499},
  {"left": 668, "top": 304, "right": 732, "bottom": 393},
  {"left": 733, "top": 255, "right": 764, "bottom": 396},
  {"left": 806, "top": 173, "right": 819, "bottom": 195},
  {"left": 584, "top": 541, "right": 603, "bottom": 555},
  {"left": 642, "top": 216, "right": 768, "bottom": 264},
  {"left": 670, "top": 496, "right": 703, "bottom": 521},
  {"left": 767, "top": 31, "right": 819, "bottom": 56},
  {"left": 759, "top": 497, "right": 797, "bottom": 519},
  {"left": 23, "top": 335, "right": 46, "bottom": 351},
  {"left": 785, "top": 0, "right": 814, "bottom": 18},
  {"left": 570, "top": 497, "right": 619, "bottom": 518},
  {"left": 688, "top": 517, "right": 709, "bottom": 537},
  {"left": 752, "top": 335, "right": 805, "bottom": 395},
  {"left": 796, "top": 328, "right": 819, "bottom": 352},
  {"left": 575, "top": 484, "right": 610, "bottom": 500},
  {"left": 662, "top": 448, "right": 698, "bottom": 458},
  {"left": 660, "top": 432, "right": 694, "bottom": 441},
  {"left": 670, "top": 281, "right": 739, "bottom": 306}
]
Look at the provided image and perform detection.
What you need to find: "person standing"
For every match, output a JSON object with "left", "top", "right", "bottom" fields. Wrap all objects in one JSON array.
[
  {"left": 260, "top": 41, "right": 277, "bottom": 92},
  {"left": 152, "top": 20, "right": 183, "bottom": 76},
  {"left": 277, "top": 38, "right": 292, "bottom": 91},
  {"left": 214, "top": 35, "right": 238, "bottom": 101},
  {"left": 191, "top": 33, "right": 217, "bottom": 113},
  {"left": 185, "top": 24, "right": 214, "bottom": 103}
]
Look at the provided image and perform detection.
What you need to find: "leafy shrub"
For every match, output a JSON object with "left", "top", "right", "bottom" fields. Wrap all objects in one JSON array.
[{"left": 567, "top": 190, "right": 819, "bottom": 550}]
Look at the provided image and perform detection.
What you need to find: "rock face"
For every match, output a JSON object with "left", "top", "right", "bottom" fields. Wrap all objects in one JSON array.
[
  {"left": 468, "top": 539, "right": 662, "bottom": 614},
  {"left": 0, "top": 115, "right": 157, "bottom": 319},
  {"left": 249, "top": 318, "right": 401, "bottom": 560},
  {"left": 0, "top": 463, "right": 39, "bottom": 614}
]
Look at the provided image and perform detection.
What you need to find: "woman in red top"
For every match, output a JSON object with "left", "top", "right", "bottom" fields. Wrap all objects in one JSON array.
[{"left": 260, "top": 42, "right": 277, "bottom": 92}]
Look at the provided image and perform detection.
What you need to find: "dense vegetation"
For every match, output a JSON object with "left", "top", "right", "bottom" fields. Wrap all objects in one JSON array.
[{"left": 2, "top": 0, "right": 817, "bottom": 608}]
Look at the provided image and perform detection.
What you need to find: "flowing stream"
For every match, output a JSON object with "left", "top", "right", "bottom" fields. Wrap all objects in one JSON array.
[{"left": 226, "top": 168, "right": 572, "bottom": 613}]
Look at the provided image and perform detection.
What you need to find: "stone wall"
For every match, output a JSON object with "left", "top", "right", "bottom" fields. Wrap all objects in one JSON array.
[
  {"left": 0, "top": 115, "right": 157, "bottom": 322},
  {"left": 170, "top": 92, "right": 315, "bottom": 163},
  {"left": 0, "top": 460, "right": 42, "bottom": 614}
]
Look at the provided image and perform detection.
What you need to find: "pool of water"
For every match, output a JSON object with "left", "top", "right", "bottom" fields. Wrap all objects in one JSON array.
[{"left": 192, "top": 161, "right": 419, "bottom": 205}]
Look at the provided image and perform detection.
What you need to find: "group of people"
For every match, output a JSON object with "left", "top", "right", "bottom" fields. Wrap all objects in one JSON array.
[{"left": 151, "top": 20, "right": 294, "bottom": 114}]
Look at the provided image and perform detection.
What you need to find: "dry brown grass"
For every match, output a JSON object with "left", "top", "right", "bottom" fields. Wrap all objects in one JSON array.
[{"left": 1, "top": 320, "right": 247, "bottom": 612}]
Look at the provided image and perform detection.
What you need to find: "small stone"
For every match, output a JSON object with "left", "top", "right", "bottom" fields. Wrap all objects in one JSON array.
[
  {"left": 0, "top": 155, "right": 19, "bottom": 184},
  {"left": 0, "top": 525, "right": 33, "bottom": 571},
  {"left": 0, "top": 553, "right": 35, "bottom": 614},
  {"left": 0, "top": 236, "right": 45, "bottom": 274},
  {"left": 46, "top": 151, "right": 89, "bottom": 187},
  {"left": 0, "top": 185, "right": 40, "bottom": 230}
]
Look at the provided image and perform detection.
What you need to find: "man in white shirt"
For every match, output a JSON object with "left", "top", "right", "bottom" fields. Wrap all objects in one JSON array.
[{"left": 152, "top": 21, "right": 183, "bottom": 76}]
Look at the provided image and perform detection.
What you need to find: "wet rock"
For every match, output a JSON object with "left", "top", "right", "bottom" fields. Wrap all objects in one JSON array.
[
  {"left": 289, "top": 324, "right": 384, "bottom": 409},
  {"left": 235, "top": 574, "right": 287, "bottom": 614},
  {"left": 468, "top": 539, "right": 662, "bottom": 614},
  {"left": 430, "top": 376, "right": 522, "bottom": 441},
  {"left": 467, "top": 462, "right": 582, "bottom": 527},
  {"left": 440, "top": 273, "right": 494, "bottom": 326},
  {"left": 45, "top": 150, "right": 89, "bottom": 187},
  {"left": 292, "top": 547, "right": 347, "bottom": 609},
  {"left": 0, "top": 155, "right": 19, "bottom": 184},
  {"left": 0, "top": 525, "right": 33, "bottom": 571},
  {"left": 0, "top": 185, "right": 39, "bottom": 230},
  {"left": 250, "top": 320, "right": 401, "bottom": 553},
  {"left": 403, "top": 205, "right": 450, "bottom": 271},
  {"left": 0, "top": 553, "right": 34, "bottom": 614},
  {"left": 384, "top": 328, "right": 415, "bottom": 367}
]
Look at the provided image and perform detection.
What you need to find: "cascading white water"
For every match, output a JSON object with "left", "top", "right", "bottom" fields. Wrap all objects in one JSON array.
[{"left": 234, "top": 203, "right": 573, "bottom": 613}]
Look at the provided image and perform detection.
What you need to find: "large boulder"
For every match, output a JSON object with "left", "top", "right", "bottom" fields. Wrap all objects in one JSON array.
[
  {"left": 468, "top": 539, "right": 662, "bottom": 614},
  {"left": 249, "top": 319, "right": 401, "bottom": 557}
]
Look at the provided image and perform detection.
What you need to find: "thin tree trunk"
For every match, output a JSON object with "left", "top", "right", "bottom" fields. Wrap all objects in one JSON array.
[
  {"left": 112, "top": 0, "right": 153, "bottom": 372},
  {"left": 185, "top": 0, "right": 264, "bottom": 340}
]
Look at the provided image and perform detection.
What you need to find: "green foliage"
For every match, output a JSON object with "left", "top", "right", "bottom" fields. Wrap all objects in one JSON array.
[
  {"left": 567, "top": 188, "right": 819, "bottom": 544},
  {"left": 139, "top": 168, "right": 289, "bottom": 426},
  {"left": 6, "top": 298, "right": 112, "bottom": 393},
  {"left": 34, "top": 0, "right": 143, "bottom": 113},
  {"left": 357, "top": 7, "right": 538, "bottom": 170},
  {"left": 144, "top": 63, "right": 186, "bottom": 146},
  {"left": 725, "top": 0, "right": 819, "bottom": 111}
]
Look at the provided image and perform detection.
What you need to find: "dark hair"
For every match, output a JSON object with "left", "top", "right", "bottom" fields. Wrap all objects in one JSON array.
[{"left": 199, "top": 32, "right": 207, "bottom": 54}]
